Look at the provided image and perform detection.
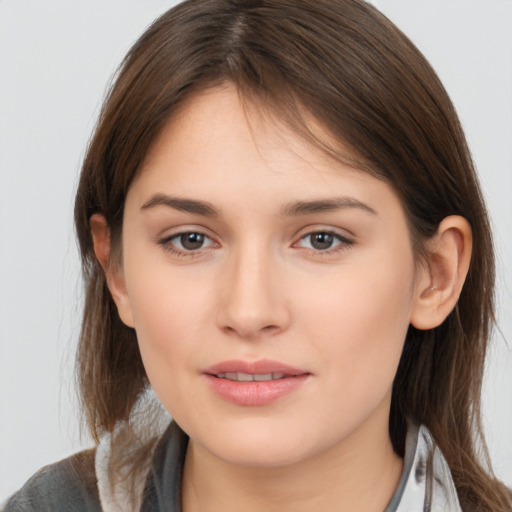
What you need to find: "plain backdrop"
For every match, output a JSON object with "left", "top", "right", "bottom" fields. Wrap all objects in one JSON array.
[{"left": 0, "top": 0, "right": 511, "bottom": 502}]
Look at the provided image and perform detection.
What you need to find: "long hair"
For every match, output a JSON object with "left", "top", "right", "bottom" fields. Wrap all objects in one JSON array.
[{"left": 74, "top": 1, "right": 511, "bottom": 509}]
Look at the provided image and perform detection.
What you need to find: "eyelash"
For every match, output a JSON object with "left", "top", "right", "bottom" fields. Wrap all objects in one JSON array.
[{"left": 158, "top": 230, "right": 354, "bottom": 258}]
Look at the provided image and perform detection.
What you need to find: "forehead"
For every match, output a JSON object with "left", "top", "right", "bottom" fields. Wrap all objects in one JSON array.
[
  {"left": 144, "top": 82, "right": 371, "bottom": 172},
  {"left": 130, "top": 84, "right": 402, "bottom": 219}
]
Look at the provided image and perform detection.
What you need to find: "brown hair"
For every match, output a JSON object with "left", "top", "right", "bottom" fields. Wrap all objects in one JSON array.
[{"left": 74, "top": 0, "right": 511, "bottom": 509}]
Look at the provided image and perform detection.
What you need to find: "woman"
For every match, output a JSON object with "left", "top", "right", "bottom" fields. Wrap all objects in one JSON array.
[{"left": 4, "top": 0, "right": 511, "bottom": 510}]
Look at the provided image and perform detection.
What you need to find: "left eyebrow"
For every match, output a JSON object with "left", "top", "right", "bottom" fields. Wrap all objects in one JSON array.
[{"left": 280, "top": 197, "right": 377, "bottom": 217}]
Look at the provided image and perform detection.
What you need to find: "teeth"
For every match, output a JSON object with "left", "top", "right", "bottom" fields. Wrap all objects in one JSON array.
[
  {"left": 216, "top": 372, "right": 286, "bottom": 381},
  {"left": 237, "top": 372, "right": 254, "bottom": 382},
  {"left": 253, "top": 373, "right": 273, "bottom": 381}
]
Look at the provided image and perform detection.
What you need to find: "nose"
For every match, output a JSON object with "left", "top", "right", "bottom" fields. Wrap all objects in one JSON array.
[{"left": 216, "top": 243, "right": 290, "bottom": 340}]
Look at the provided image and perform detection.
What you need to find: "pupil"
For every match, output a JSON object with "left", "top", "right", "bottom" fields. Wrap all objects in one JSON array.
[
  {"left": 181, "top": 233, "right": 204, "bottom": 250},
  {"left": 311, "top": 233, "right": 333, "bottom": 250}
]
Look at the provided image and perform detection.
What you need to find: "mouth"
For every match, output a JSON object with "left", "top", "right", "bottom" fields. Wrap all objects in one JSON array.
[{"left": 203, "top": 359, "right": 310, "bottom": 406}]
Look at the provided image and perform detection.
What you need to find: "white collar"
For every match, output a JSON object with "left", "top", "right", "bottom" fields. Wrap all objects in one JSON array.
[{"left": 389, "top": 424, "right": 462, "bottom": 511}]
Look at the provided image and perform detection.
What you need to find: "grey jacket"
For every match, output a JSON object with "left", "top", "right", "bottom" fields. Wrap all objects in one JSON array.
[{"left": 2, "top": 422, "right": 463, "bottom": 511}]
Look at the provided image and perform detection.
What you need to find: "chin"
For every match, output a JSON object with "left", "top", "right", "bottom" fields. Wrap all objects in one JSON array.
[
  {"left": 190, "top": 418, "right": 326, "bottom": 468},
  {"left": 212, "top": 440, "right": 311, "bottom": 468}
]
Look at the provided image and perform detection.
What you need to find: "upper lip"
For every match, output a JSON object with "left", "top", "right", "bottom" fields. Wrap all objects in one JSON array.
[{"left": 204, "top": 359, "right": 309, "bottom": 376}]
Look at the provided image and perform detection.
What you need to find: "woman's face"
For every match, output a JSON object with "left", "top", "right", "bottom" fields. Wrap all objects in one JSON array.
[{"left": 115, "top": 85, "right": 424, "bottom": 467}]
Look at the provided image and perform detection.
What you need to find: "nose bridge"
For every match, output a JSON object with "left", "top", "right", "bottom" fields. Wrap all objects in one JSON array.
[{"left": 217, "top": 238, "right": 288, "bottom": 339}]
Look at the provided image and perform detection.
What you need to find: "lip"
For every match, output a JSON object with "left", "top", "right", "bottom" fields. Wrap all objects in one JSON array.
[
  {"left": 203, "top": 359, "right": 310, "bottom": 406},
  {"left": 204, "top": 359, "right": 308, "bottom": 376}
]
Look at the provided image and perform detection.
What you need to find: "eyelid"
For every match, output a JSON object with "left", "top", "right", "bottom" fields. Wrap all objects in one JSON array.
[{"left": 293, "top": 223, "right": 355, "bottom": 241}]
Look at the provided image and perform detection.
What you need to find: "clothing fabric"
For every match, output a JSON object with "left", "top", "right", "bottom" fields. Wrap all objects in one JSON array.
[{"left": 2, "top": 422, "right": 463, "bottom": 512}]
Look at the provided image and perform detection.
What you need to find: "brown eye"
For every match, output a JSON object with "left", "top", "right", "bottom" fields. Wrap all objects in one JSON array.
[
  {"left": 295, "top": 231, "right": 354, "bottom": 253},
  {"left": 159, "top": 231, "right": 215, "bottom": 255},
  {"left": 179, "top": 232, "right": 205, "bottom": 250},
  {"left": 309, "top": 232, "right": 335, "bottom": 250}
]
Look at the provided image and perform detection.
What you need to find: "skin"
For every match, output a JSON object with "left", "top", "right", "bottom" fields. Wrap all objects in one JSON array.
[{"left": 91, "top": 84, "right": 472, "bottom": 512}]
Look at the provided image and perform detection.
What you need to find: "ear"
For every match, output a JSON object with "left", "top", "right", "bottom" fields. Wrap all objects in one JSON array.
[
  {"left": 410, "top": 215, "right": 472, "bottom": 330},
  {"left": 90, "top": 213, "right": 135, "bottom": 328}
]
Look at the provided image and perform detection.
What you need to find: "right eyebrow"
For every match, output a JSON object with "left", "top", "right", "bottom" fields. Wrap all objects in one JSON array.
[{"left": 140, "top": 194, "right": 221, "bottom": 217}]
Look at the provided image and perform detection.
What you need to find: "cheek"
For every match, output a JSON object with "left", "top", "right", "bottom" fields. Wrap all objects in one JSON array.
[
  {"left": 298, "top": 253, "right": 416, "bottom": 395},
  {"left": 125, "top": 275, "right": 214, "bottom": 420},
  {"left": 123, "top": 256, "right": 213, "bottom": 382}
]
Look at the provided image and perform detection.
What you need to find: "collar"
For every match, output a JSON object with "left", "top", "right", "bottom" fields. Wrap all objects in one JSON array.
[
  {"left": 97, "top": 421, "right": 462, "bottom": 512},
  {"left": 387, "top": 424, "right": 462, "bottom": 511}
]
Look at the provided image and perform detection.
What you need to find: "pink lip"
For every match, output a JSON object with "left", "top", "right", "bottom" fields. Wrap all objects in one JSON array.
[
  {"left": 204, "top": 359, "right": 308, "bottom": 376},
  {"left": 203, "top": 359, "right": 310, "bottom": 406}
]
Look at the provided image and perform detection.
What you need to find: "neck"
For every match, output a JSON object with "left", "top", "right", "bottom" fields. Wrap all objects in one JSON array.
[{"left": 181, "top": 414, "right": 403, "bottom": 512}]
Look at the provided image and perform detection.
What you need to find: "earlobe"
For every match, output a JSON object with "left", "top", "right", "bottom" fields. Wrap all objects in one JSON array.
[
  {"left": 410, "top": 215, "right": 472, "bottom": 330},
  {"left": 90, "top": 214, "right": 135, "bottom": 328}
]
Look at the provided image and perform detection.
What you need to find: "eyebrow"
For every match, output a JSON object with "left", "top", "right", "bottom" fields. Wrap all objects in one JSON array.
[
  {"left": 140, "top": 193, "right": 377, "bottom": 218},
  {"left": 280, "top": 197, "right": 377, "bottom": 217},
  {"left": 141, "top": 194, "right": 221, "bottom": 217}
]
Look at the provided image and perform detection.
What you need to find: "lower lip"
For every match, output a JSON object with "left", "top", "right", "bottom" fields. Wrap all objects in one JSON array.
[{"left": 204, "top": 374, "right": 309, "bottom": 406}]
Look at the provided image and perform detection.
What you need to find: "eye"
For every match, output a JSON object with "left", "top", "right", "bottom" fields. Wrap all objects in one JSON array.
[
  {"left": 295, "top": 231, "right": 353, "bottom": 252},
  {"left": 159, "top": 231, "right": 216, "bottom": 254}
]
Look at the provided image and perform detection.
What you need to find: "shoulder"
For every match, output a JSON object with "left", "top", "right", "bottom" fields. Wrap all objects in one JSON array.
[{"left": 2, "top": 449, "right": 100, "bottom": 512}]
